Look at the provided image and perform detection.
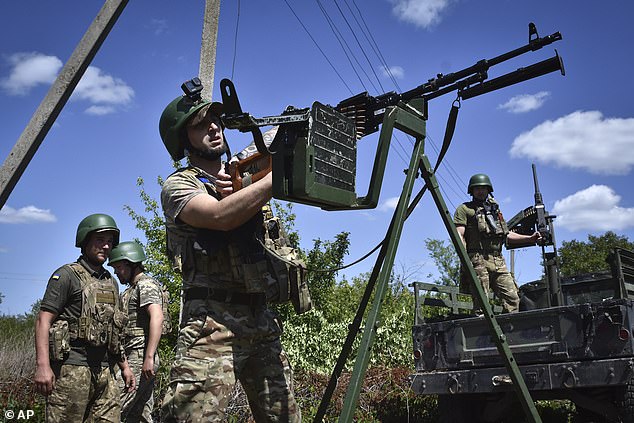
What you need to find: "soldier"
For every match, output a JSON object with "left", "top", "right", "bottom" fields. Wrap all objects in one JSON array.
[
  {"left": 34, "top": 213, "right": 135, "bottom": 422},
  {"left": 109, "top": 241, "right": 165, "bottom": 423},
  {"left": 454, "top": 174, "right": 542, "bottom": 313},
  {"left": 158, "top": 83, "right": 301, "bottom": 422}
]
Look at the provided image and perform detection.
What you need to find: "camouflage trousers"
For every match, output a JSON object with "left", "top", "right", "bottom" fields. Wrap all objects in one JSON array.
[
  {"left": 462, "top": 252, "right": 520, "bottom": 313},
  {"left": 119, "top": 347, "right": 159, "bottom": 422},
  {"left": 161, "top": 299, "right": 301, "bottom": 423},
  {"left": 46, "top": 363, "right": 120, "bottom": 423}
]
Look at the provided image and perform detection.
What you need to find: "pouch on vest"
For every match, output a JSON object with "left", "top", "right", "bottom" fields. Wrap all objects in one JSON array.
[
  {"left": 48, "top": 320, "right": 70, "bottom": 362},
  {"left": 108, "top": 308, "right": 128, "bottom": 356},
  {"left": 262, "top": 207, "right": 312, "bottom": 314}
]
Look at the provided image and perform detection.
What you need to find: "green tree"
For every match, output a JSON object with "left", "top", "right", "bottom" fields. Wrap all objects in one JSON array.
[
  {"left": 558, "top": 231, "right": 634, "bottom": 277},
  {"left": 124, "top": 176, "right": 180, "bottom": 346},
  {"left": 424, "top": 238, "right": 460, "bottom": 286}
]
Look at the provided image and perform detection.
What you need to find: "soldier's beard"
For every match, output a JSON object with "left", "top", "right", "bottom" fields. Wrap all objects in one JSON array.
[{"left": 189, "top": 142, "right": 228, "bottom": 161}]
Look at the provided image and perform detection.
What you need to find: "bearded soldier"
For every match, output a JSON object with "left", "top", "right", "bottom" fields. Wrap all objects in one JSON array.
[
  {"left": 34, "top": 213, "right": 135, "bottom": 422},
  {"left": 158, "top": 79, "right": 301, "bottom": 422},
  {"left": 109, "top": 241, "right": 167, "bottom": 423},
  {"left": 454, "top": 174, "right": 542, "bottom": 313}
]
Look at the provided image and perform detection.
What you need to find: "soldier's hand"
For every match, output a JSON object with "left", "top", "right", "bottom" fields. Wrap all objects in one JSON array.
[
  {"left": 122, "top": 366, "right": 136, "bottom": 392},
  {"left": 141, "top": 356, "right": 156, "bottom": 380},
  {"left": 531, "top": 231, "right": 543, "bottom": 245},
  {"left": 34, "top": 364, "right": 55, "bottom": 396},
  {"left": 216, "top": 164, "right": 233, "bottom": 198}
]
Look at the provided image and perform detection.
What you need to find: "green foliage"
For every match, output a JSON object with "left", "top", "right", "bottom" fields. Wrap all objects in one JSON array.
[
  {"left": 0, "top": 314, "right": 44, "bottom": 422},
  {"left": 424, "top": 238, "right": 460, "bottom": 286},
  {"left": 124, "top": 176, "right": 181, "bottom": 347},
  {"left": 558, "top": 231, "right": 634, "bottom": 277}
]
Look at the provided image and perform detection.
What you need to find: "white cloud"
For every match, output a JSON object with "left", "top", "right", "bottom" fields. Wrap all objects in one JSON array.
[
  {"left": 498, "top": 91, "right": 549, "bottom": 114},
  {"left": 1, "top": 52, "right": 134, "bottom": 115},
  {"left": 0, "top": 205, "right": 57, "bottom": 224},
  {"left": 552, "top": 185, "right": 634, "bottom": 232},
  {"left": 389, "top": 0, "right": 452, "bottom": 29},
  {"left": 0, "top": 247, "right": 8, "bottom": 253},
  {"left": 0, "top": 52, "right": 62, "bottom": 95},
  {"left": 379, "top": 196, "right": 400, "bottom": 212},
  {"left": 510, "top": 111, "right": 634, "bottom": 175},
  {"left": 74, "top": 66, "right": 134, "bottom": 107},
  {"left": 380, "top": 65, "right": 404, "bottom": 79},
  {"left": 149, "top": 18, "right": 168, "bottom": 36},
  {"left": 85, "top": 105, "right": 117, "bottom": 116}
]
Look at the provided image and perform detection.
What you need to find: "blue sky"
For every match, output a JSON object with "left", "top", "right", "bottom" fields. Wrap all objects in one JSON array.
[{"left": 2, "top": 0, "right": 634, "bottom": 315}]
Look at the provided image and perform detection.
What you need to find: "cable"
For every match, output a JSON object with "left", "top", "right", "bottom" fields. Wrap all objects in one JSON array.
[
  {"left": 314, "top": 0, "right": 368, "bottom": 92},
  {"left": 332, "top": 0, "right": 385, "bottom": 93},
  {"left": 282, "top": 0, "right": 354, "bottom": 95},
  {"left": 231, "top": 0, "right": 241, "bottom": 80}
]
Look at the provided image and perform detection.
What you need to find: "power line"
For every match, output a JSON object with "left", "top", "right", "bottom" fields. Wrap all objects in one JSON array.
[
  {"left": 230, "top": 0, "right": 241, "bottom": 80},
  {"left": 282, "top": 0, "right": 354, "bottom": 95}
]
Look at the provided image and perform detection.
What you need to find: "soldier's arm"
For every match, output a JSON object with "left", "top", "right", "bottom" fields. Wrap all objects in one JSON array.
[
  {"left": 507, "top": 230, "right": 541, "bottom": 245},
  {"left": 456, "top": 225, "right": 467, "bottom": 247},
  {"left": 142, "top": 303, "right": 163, "bottom": 379},
  {"left": 34, "top": 310, "right": 57, "bottom": 396},
  {"left": 179, "top": 172, "right": 272, "bottom": 231}
]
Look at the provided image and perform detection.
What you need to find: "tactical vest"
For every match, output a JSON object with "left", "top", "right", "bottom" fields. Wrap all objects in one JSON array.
[
  {"left": 122, "top": 274, "right": 172, "bottom": 337},
  {"left": 63, "top": 263, "right": 126, "bottom": 355},
  {"left": 464, "top": 199, "right": 509, "bottom": 253},
  {"left": 166, "top": 167, "right": 311, "bottom": 313}
]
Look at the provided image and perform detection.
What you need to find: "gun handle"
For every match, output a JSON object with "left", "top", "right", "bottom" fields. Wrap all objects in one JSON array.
[{"left": 229, "top": 153, "right": 272, "bottom": 192}]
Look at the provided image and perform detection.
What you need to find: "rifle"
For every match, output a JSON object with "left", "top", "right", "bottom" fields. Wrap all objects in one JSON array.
[{"left": 219, "top": 23, "right": 564, "bottom": 207}]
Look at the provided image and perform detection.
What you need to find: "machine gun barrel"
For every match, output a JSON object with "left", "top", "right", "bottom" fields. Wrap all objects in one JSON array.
[
  {"left": 532, "top": 163, "right": 552, "bottom": 246},
  {"left": 460, "top": 52, "right": 564, "bottom": 100},
  {"left": 336, "top": 23, "right": 563, "bottom": 138}
]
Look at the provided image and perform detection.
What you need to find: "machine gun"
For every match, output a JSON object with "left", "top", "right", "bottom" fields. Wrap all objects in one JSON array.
[
  {"left": 219, "top": 22, "right": 564, "bottom": 210},
  {"left": 507, "top": 164, "right": 556, "bottom": 249},
  {"left": 507, "top": 164, "right": 563, "bottom": 307},
  {"left": 337, "top": 22, "right": 563, "bottom": 138}
]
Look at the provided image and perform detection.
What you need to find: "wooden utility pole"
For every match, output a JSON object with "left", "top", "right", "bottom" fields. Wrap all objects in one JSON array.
[
  {"left": 199, "top": 0, "right": 221, "bottom": 101},
  {"left": 0, "top": 0, "right": 129, "bottom": 209}
]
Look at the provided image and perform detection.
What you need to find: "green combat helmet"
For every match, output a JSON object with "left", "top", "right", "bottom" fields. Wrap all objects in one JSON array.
[
  {"left": 109, "top": 241, "right": 146, "bottom": 265},
  {"left": 159, "top": 77, "right": 223, "bottom": 161},
  {"left": 75, "top": 213, "right": 120, "bottom": 248},
  {"left": 467, "top": 173, "right": 494, "bottom": 194}
]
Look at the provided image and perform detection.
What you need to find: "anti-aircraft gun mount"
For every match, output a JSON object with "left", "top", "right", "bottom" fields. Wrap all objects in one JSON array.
[{"left": 217, "top": 23, "right": 564, "bottom": 423}]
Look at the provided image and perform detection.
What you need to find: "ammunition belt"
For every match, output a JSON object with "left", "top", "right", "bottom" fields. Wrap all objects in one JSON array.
[{"left": 184, "top": 287, "right": 266, "bottom": 307}]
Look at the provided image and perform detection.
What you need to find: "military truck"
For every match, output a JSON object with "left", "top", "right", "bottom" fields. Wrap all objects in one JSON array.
[{"left": 409, "top": 170, "right": 634, "bottom": 422}]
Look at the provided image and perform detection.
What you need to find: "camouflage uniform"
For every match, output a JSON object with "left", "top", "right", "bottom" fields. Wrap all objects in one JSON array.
[
  {"left": 39, "top": 258, "right": 122, "bottom": 422},
  {"left": 119, "top": 274, "right": 163, "bottom": 422},
  {"left": 454, "top": 199, "right": 520, "bottom": 312},
  {"left": 160, "top": 166, "right": 301, "bottom": 423}
]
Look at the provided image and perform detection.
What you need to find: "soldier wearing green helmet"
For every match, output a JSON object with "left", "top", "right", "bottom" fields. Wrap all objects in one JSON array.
[
  {"left": 159, "top": 78, "right": 301, "bottom": 422},
  {"left": 34, "top": 214, "right": 135, "bottom": 422},
  {"left": 109, "top": 241, "right": 168, "bottom": 423},
  {"left": 454, "top": 174, "right": 542, "bottom": 313}
]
